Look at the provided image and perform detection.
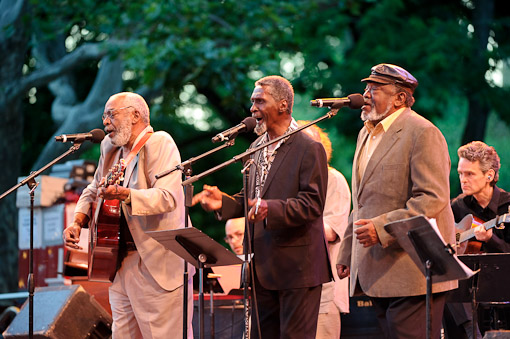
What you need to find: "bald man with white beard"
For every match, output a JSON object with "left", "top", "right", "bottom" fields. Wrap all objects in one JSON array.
[{"left": 64, "top": 92, "right": 194, "bottom": 338}]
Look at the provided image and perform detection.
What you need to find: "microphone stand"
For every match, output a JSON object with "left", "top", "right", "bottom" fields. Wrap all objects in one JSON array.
[
  {"left": 182, "top": 164, "right": 192, "bottom": 339},
  {"left": 0, "top": 141, "right": 84, "bottom": 339},
  {"left": 154, "top": 138, "right": 237, "bottom": 339},
  {"left": 240, "top": 159, "right": 255, "bottom": 339},
  {"left": 182, "top": 107, "right": 339, "bottom": 187}
]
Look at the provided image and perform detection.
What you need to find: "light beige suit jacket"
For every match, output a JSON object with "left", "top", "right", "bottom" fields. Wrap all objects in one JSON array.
[
  {"left": 337, "top": 108, "right": 458, "bottom": 297},
  {"left": 75, "top": 126, "right": 193, "bottom": 291}
]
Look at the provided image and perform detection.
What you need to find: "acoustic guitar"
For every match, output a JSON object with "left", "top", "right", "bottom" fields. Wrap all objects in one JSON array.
[
  {"left": 88, "top": 159, "right": 126, "bottom": 282},
  {"left": 455, "top": 213, "right": 509, "bottom": 254}
]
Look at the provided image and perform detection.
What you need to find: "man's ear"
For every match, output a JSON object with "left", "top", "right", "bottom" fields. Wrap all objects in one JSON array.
[
  {"left": 131, "top": 110, "right": 141, "bottom": 124},
  {"left": 487, "top": 168, "right": 496, "bottom": 181},
  {"left": 394, "top": 92, "right": 406, "bottom": 107},
  {"left": 279, "top": 100, "right": 288, "bottom": 114}
]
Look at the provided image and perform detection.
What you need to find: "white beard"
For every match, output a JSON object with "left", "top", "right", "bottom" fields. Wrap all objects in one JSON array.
[
  {"left": 254, "top": 121, "right": 267, "bottom": 136},
  {"left": 110, "top": 118, "right": 132, "bottom": 146},
  {"left": 361, "top": 101, "right": 393, "bottom": 122}
]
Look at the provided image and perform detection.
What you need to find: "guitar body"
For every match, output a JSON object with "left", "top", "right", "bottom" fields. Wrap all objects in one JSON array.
[
  {"left": 455, "top": 215, "right": 484, "bottom": 254},
  {"left": 87, "top": 160, "right": 126, "bottom": 282},
  {"left": 88, "top": 198, "right": 121, "bottom": 282}
]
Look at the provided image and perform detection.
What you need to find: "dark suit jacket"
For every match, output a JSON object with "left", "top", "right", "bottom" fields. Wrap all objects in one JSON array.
[{"left": 220, "top": 131, "right": 332, "bottom": 290}]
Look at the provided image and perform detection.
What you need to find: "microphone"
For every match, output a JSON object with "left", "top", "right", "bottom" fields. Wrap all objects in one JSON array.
[
  {"left": 211, "top": 117, "right": 257, "bottom": 143},
  {"left": 55, "top": 129, "right": 105, "bottom": 143},
  {"left": 310, "top": 93, "right": 365, "bottom": 109}
]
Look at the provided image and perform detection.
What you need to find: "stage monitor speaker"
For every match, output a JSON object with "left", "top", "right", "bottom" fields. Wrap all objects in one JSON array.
[
  {"left": 2, "top": 285, "right": 112, "bottom": 339},
  {"left": 483, "top": 330, "right": 510, "bottom": 338},
  {"left": 341, "top": 296, "right": 383, "bottom": 338}
]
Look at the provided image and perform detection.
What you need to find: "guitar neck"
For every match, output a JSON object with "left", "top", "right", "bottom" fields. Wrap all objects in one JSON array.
[{"left": 458, "top": 214, "right": 507, "bottom": 243}]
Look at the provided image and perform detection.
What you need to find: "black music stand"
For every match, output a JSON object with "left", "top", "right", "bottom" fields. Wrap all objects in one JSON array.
[
  {"left": 447, "top": 253, "right": 510, "bottom": 336},
  {"left": 147, "top": 227, "right": 242, "bottom": 339},
  {"left": 192, "top": 268, "right": 224, "bottom": 339},
  {"left": 385, "top": 215, "right": 475, "bottom": 339}
]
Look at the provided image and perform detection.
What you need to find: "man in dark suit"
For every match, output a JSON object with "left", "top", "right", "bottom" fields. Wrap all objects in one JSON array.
[
  {"left": 336, "top": 64, "right": 458, "bottom": 338},
  {"left": 193, "top": 75, "right": 331, "bottom": 338}
]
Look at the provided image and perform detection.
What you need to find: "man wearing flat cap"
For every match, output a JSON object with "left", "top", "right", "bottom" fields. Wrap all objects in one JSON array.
[{"left": 337, "top": 63, "right": 457, "bottom": 338}]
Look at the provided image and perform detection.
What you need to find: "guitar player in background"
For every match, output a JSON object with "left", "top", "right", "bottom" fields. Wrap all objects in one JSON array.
[
  {"left": 444, "top": 141, "right": 510, "bottom": 338},
  {"left": 452, "top": 141, "right": 510, "bottom": 252},
  {"left": 63, "top": 92, "right": 194, "bottom": 338}
]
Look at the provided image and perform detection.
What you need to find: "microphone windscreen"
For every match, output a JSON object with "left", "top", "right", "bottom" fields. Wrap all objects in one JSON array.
[
  {"left": 90, "top": 129, "right": 106, "bottom": 143},
  {"left": 347, "top": 94, "right": 365, "bottom": 109},
  {"left": 242, "top": 117, "right": 257, "bottom": 132}
]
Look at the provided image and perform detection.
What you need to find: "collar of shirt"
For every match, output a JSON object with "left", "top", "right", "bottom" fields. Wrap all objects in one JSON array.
[
  {"left": 488, "top": 186, "right": 502, "bottom": 214},
  {"left": 465, "top": 185, "right": 501, "bottom": 215},
  {"left": 364, "top": 107, "right": 406, "bottom": 134},
  {"left": 463, "top": 186, "right": 502, "bottom": 219}
]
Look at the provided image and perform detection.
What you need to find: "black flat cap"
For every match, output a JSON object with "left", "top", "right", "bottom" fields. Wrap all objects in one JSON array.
[{"left": 362, "top": 63, "right": 418, "bottom": 91}]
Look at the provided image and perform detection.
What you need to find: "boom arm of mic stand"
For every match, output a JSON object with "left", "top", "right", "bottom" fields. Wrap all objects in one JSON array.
[
  {"left": 155, "top": 139, "right": 236, "bottom": 179},
  {"left": 0, "top": 142, "right": 83, "bottom": 201},
  {"left": 182, "top": 108, "right": 339, "bottom": 186}
]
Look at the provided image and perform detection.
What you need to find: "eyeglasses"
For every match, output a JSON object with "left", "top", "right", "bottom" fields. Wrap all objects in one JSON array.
[
  {"left": 224, "top": 231, "right": 244, "bottom": 243},
  {"left": 102, "top": 106, "right": 134, "bottom": 121}
]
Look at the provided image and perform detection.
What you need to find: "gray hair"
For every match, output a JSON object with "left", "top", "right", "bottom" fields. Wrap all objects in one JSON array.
[
  {"left": 255, "top": 76, "right": 294, "bottom": 114},
  {"left": 394, "top": 84, "right": 415, "bottom": 107},
  {"left": 458, "top": 141, "right": 500, "bottom": 186}
]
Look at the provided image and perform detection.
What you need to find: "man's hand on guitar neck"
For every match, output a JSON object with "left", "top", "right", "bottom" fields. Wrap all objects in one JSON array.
[
  {"left": 474, "top": 225, "right": 493, "bottom": 242},
  {"left": 98, "top": 184, "right": 130, "bottom": 202},
  {"left": 63, "top": 212, "right": 89, "bottom": 249}
]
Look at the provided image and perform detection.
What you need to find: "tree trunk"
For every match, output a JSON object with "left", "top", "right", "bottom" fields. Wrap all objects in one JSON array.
[
  {"left": 0, "top": 0, "right": 29, "bottom": 292},
  {"left": 32, "top": 57, "right": 124, "bottom": 171}
]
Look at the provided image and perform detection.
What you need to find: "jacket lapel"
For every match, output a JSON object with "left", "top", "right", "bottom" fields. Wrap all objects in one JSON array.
[
  {"left": 357, "top": 108, "right": 409, "bottom": 199},
  {"left": 352, "top": 130, "right": 369, "bottom": 198},
  {"left": 260, "top": 134, "right": 294, "bottom": 197},
  {"left": 248, "top": 153, "right": 259, "bottom": 200},
  {"left": 123, "top": 154, "right": 138, "bottom": 187}
]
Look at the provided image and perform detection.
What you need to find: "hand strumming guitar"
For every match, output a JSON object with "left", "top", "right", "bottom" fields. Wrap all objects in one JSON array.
[{"left": 63, "top": 212, "right": 89, "bottom": 250}]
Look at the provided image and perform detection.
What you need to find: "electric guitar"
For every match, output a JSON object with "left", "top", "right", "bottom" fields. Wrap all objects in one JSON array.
[
  {"left": 455, "top": 213, "right": 509, "bottom": 254},
  {"left": 88, "top": 160, "right": 126, "bottom": 282}
]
